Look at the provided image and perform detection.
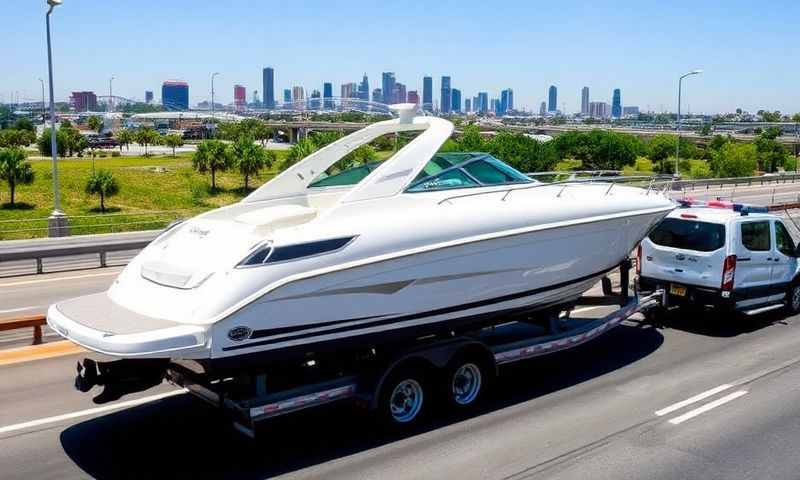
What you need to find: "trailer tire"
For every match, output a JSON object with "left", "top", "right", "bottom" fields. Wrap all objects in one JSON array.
[
  {"left": 443, "top": 354, "right": 492, "bottom": 410},
  {"left": 378, "top": 366, "right": 429, "bottom": 428}
]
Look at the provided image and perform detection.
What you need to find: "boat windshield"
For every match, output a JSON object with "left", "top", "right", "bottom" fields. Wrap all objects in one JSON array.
[
  {"left": 406, "top": 153, "right": 532, "bottom": 192},
  {"left": 308, "top": 162, "right": 383, "bottom": 188}
]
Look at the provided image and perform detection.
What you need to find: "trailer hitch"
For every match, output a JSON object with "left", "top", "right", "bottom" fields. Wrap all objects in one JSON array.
[{"left": 75, "top": 358, "right": 169, "bottom": 404}]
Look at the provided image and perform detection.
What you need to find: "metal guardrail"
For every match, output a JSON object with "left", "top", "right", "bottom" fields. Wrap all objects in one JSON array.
[
  {"left": 0, "top": 232, "right": 159, "bottom": 274},
  {"left": 0, "top": 315, "right": 46, "bottom": 345}
]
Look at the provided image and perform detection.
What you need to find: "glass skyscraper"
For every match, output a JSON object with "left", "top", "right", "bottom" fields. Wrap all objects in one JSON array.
[
  {"left": 422, "top": 76, "right": 433, "bottom": 112},
  {"left": 358, "top": 74, "right": 369, "bottom": 102},
  {"left": 161, "top": 80, "right": 188, "bottom": 111},
  {"left": 440, "top": 76, "right": 451, "bottom": 113},
  {"left": 262, "top": 67, "right": 275, "bottom": 109},
  {"left": 323, "top": 82, "right": 333, "bottom": 110},
  {"left": 548, "top": 85, "right": 557, "bottom": 113},
  {"left": 283, "top": 89, "right": 291, "bottom": 104},
  {"left": 451, "top": 88, "right": 461, "bottom": 113},
  {"left": 381, "top": 72, "right": 396, "bottom": 105},
  {"left": 612, "top": 88, "right": 622, "bottom": 118},
  {"left": 581, "top": 87, "right": 590, "bottom": 115}
]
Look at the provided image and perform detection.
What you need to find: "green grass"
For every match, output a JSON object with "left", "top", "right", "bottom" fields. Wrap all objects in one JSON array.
[{"left": 0, "top": 151, "right": 286, "bottom": 240}]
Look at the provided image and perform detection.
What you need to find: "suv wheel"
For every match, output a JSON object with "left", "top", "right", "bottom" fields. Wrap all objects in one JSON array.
[{"left": 786, "top": 283, "right": 800, "bottom": 314}]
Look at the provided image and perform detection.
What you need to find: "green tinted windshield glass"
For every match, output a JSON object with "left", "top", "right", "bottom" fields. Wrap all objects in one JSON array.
[
  {"left": 407, "top": 153, "right": 530, "bottom": 192},
  {"left": 407, "top": 169, "right": 479, "bottom": 192},
  {"left": 308, "top": 163, "right": 379, "bottom": 188}
]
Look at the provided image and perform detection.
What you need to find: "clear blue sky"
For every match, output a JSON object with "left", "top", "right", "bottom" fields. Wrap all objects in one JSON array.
[{"left": 3, "top": 0, "right": 798, "bottom": 114}]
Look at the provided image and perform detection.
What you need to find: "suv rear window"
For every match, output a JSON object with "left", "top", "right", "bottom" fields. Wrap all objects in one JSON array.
[{"left": 648, "top": 218, "right": 725, "bottom": 252}]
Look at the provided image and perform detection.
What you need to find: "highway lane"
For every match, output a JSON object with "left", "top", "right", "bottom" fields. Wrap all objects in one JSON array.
[
  {"left": 1, "top": 305, "right": 800, "bottom": 479},
  {"left": 0, "top": 267, "right": 123, "bottom": 348}
]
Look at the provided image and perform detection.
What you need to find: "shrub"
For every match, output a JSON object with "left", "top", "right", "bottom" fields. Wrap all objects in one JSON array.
[{"left": 111, "top": 151, "right": 121, "bottom": 157}]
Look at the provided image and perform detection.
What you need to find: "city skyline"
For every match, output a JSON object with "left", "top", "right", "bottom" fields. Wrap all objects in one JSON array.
[{"left": 3, "top": 1, "right": 800, "bottom": 114}]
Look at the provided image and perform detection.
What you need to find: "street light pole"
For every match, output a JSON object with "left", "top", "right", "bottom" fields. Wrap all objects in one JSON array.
[
  {"left": 45, "top": 0, "right": 68, "bottom": 237},
  {"left": 108, "top": 75, "right": 114, "bottom": 113},
  {"left": 38, "top": 78, "right": 45, "bottom": 124},
  {"left": 211, "top": 72, "right": 220, "bottom": 117},
  {"left": 675, "top": 69, "right": 702, "bottom": 176}
]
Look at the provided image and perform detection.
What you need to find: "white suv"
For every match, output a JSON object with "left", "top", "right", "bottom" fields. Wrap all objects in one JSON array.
[{"left": 637, "top": 205, "right": 800, "bottom": 315}]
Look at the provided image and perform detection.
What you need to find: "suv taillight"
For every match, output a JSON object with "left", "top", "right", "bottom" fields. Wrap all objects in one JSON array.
[
  {"left": 636, "top": 244, "right": 642, "bottom": 275},
  {"left": 721, "top": 255, "right": 737, "bottom": 291}
]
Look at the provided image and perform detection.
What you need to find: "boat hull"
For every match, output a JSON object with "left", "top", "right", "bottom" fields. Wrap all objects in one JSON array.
[{"left": 211, "top": 209, "right": 666, "bottom": 360}]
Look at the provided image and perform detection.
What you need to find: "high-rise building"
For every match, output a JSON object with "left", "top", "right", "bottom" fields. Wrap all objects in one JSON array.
[
  {"left": 323, "top": 82, "right": 333, "bottom": 110},
  {"left": 70, "top": 91, "right": 97, "bottom": 112},
  {"left": 500, "top": 88, "right": 514, "bottom": 116},
  {"left": 358, "top": 73, "right": 369, "bottom": 102},
  {"left": 144, "top": 90, "right": 153, "bottom": 104},
  {"left": 292, "top": 86, "right": 305, "bottom": 101},
  {"left": 611, "top": 88, "right": 622, "bottom": 119},
  {"left": 341, "top": 82, "right": 357, "bottom": 99},
  {"left": 547, "top": 85, "right": 557, "bottom": 113},
  {"left": 263, "top": 67, "right": 275, "bottom": 109},
  {"left": 372, "top": 88, "right": 382, "bottom": 104},
  {"left": 622, "top": 106, "right": 640, "bottom": 116},
  {"left": 440, "top": 76, "right": 451, "bottom": 114},
  {"left": 451, "top": 88, "right": 461, "bottom": 113},
  {"left": 161, "top": 80, "right": 189, "bottom": 111},
  {"left": 234, "top": 84, "right": 246, "bottom": 111},
  {"left": 381, "top": 72, "right": 396, "bottom": 105},
  {"left": 477, "top": 92, "right": 488, "bottom": 113},
  {"left": 465, "top": 98, "right": 471, "bottom": 113},
  {"left": 309, "top": 89, "right": 321, "bottom": 109},
  {"left": 589, "top": 101, "right": 610, "bottom": 119},
  {"left": 341, "top": 82, "right": 357, "bottom": 109},
  {"left": 407, "top": 90, "right": 420, "bottom": 105},
  {"left": 283, "top": 89, "right": 291, "bottom": 105},
  {"left": 581, "top": 87, "right": 590, "bottom": 115},
  {"left": 388, "top": 82, "right": 406, "bottom": 103},
  {"left": 253, "top": 90, "right": 260, "bottom": 106},
  {"left": 539, "top": 101, "right": 547, "bottom": 116},
  {"left": 492, "top": 98, "right": 500, "bottom": 115},
  {"left": 422, "top": 76, "right": 433, "bottom": 112}
]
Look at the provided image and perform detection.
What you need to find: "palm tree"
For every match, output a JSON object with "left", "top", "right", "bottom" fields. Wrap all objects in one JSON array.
[
  {"left": 0, "top": 147, "right": 34, "bottom": 206},
  {"left": 115, "top": 129, "right": 134, "bottom": 152},
  {"left": 163, "top": 134, "right": 184, "bottom": 157},
  {"left": 87, "top": 115, "right": 103, "bottom": 133},
  {"left": 234, "top": 137, "right": 273, "bottom": 190},
  {"left": 85, "top": 169, "right": 119, "bottom": 213},
  {"left": 135, "top": 128, "right": 160, "bottom": 156},
  {"left": 192, "top": 140, "right": 232, "bottom": 190}
]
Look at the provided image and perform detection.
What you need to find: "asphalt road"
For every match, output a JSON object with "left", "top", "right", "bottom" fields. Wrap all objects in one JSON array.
[{"left": 2, "top": 269, "right": 800, "bottom": 479}]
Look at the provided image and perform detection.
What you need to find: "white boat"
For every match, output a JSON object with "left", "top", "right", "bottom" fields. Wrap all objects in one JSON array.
[{"left": 48, "top": 105, "right": 675, "bottom": 371}]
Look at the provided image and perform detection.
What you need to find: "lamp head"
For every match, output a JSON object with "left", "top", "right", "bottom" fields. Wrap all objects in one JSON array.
[
  {"left": 690, "top": 69, "right": 703, "bottom": 75},
  {"left": 47, "top": 0, "right": 62, "bottom": 6}
]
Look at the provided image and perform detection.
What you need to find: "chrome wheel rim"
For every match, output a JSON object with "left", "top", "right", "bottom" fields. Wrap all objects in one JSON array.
[
  {"left": 792, "top": 286, "right": 800, "bottom": 311},
  {"left": 390, "top": 379, "right": 423, "bottom": 423},
  {"left": 452, "top": 363, "right": 482, "bottom": 405}
]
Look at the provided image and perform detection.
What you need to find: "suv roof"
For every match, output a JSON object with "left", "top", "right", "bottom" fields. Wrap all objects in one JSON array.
[{"left": 668, "top": 206, "right": 776, "bottom": 223}]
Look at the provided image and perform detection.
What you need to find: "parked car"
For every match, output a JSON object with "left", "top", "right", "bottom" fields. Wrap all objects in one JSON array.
[{"left": 637, "top": 201, "right": 800, "bottom": 316}]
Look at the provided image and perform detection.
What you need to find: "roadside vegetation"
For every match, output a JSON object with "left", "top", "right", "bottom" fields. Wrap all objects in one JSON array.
[{"left": 0, "top": 103, "right": 798, "bottom": 239}]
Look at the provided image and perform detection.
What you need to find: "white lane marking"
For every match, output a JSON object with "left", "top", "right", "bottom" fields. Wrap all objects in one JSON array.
[
  {"left": 668, "top": 390, "right": 748, "bottom": 425},
  {"left": 0, "top": 389, "right": 187, "bottom": 435},
  {"left": 0, "top": 271, "right": 119, "bottom": 288},
  {"left": 655, "top": 384, "right": 733, "bottom": 416},
  {"left": 0, "top": 306, "right": 43, "bottom": 314}
]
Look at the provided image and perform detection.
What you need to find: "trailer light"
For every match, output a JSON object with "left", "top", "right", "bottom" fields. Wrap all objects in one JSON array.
[{"left": 680, "top": 213, "right": 698, "bottom": 219}]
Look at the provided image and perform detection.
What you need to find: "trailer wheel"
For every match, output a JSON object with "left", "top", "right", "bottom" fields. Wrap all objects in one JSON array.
[
  {"left": 379, "top": 367, "right": 428, "bottom": 426},
  {"left": 444, "top": 355, "right": 491, "bottom": 409}
]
